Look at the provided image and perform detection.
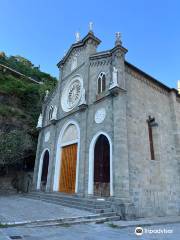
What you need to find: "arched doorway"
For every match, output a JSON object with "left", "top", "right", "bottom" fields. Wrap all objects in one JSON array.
[
  {"left": 41, "top": 150, "right": 49, "bottom": 191},
  {"left": 94, "top": 134, "right": 110, "bottom": 197},
  {"left": 37, "top": 149, "right": 50, "bottom": 191},
  {"left": 88, "top": 132, "right": 113, "bottom": 196},
  {"left": 53, "top": 121, "right": 80, "bottom": 194}
]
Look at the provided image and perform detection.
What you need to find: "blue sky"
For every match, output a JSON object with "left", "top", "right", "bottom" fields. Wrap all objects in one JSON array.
[{"left": 0, "top": 0, "right": 180, "bottom": 88}]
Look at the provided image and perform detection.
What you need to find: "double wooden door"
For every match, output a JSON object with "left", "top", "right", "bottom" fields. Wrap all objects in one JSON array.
[{"left": 59, "top": 143, "right": 77, "bottom": 194}]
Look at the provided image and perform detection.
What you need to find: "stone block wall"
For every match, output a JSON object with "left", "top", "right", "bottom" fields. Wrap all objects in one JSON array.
[{"left": 125, "top": 65, "right": 180, "bottom": 217}]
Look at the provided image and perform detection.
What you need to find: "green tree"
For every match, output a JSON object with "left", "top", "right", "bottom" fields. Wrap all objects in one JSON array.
[{"left": 0, "top": 130, "right": 35, "bottom": 166}]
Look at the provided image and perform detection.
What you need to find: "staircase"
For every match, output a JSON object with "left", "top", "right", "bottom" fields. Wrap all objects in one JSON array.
[{"left": 23, "top": 191, "right": 120, "bottom": 224}]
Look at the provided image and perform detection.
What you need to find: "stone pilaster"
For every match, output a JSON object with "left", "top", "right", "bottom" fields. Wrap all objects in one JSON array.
[
  {"left": 32, "top": 130, "right": 43, "bottom": 190},
  {"left": 112, "top": 91, "right": 130, "bottom": 199},
  {"left": 169, "top": 91, "right": 180, "bottom": 176}
]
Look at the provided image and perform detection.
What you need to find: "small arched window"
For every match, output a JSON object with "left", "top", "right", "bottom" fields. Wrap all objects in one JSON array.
[
  {"left": 97, "top": 72, "right": 106, "bottom": 94},
  {"left": 49, "top": 106, "right": 54, "bottom": 120}
]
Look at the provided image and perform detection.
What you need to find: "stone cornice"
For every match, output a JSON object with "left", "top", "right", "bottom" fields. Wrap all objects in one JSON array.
[
  {"left": 90, "top": 58, "right": 111, "bottom": 67},
  {"left": 57, "top": 32, "right": 101, "bottom": 68},
  {"left": 125, "top": 61, "right": 178, "bottom": 97},
  {"left": 90, "top": 50, "right": 112, "bottom": 60}
]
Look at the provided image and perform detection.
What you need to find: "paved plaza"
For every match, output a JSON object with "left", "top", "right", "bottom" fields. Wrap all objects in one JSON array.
[
  {"left": 0, "top": 195, "right": 180, "bottom": 239},
  {"left": 0, "top": 222, "right": 180, "bottom": 240},
  {"left": 0, "top": 195, "right": 91, "bottom": 224}
]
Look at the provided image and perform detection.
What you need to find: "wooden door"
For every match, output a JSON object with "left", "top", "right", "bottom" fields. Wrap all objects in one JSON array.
[
  {"left": 94, "top": 135, "right": 110, "bottom": 197},
  {"left": 59, "top": 143, "right": 77, "bottom": 194}
]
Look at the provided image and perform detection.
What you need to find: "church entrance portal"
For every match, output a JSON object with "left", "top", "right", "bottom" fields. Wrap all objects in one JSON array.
[
  {"left": 59, "top": 143, "right": 77, "bottom": 193},
  {"left": 94, "top": 134, "right": 110, "bottom": 197},
  {"left": 56, "top": 122, "right": 80, "bottom": 194}
]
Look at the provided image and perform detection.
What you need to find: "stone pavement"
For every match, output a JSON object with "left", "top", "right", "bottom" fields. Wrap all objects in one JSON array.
[
  {"left": 1, "top": 222, "right": 180, "bottom": 240},
  {"left": 112, "top": 215, "right": 180, "bottom": 228},
  {"left": 0, "top": 195, "right": 91, "bottom": 224},
  {"left": 1, "top": 195, "right": 180, "bottom": 239}
]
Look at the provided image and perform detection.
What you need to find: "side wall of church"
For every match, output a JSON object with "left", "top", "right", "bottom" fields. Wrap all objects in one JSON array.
[{"left": 125, "top": 66, "right": 180, "bottom": 217}]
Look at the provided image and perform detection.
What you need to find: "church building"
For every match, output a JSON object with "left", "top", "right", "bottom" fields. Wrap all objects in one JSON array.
[{"left": 33, "top": 25, "right": 180, "bottom": 218}]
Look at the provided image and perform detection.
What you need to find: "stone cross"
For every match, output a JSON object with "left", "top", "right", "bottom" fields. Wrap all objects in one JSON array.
[
  {"left": 115, "top": 32, "right": 122, "bottom": 46},
  {"left": 116, "top": 32, "right": 121, "bottom": 40}
]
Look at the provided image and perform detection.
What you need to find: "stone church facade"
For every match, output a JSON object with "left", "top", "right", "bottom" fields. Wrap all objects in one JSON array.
[{"left": 33, "top": 29, "right": 180, "bottom": 218}]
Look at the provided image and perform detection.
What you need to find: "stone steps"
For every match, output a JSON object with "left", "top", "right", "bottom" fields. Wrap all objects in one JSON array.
[
  {"left": 29, "top": 191, "right": 112, "bottom": 206},
  {"left": 27, "top": 193, "right": 111, "bottom": 208},
  {"left": 1, "top": 213, "right": 120, "bottom": 228},
  {"left": 24, "top": 191, "right": 117, "bottom": 215},
  {"left": 31, "top": 216, "right": 120, "bottom": 227}
]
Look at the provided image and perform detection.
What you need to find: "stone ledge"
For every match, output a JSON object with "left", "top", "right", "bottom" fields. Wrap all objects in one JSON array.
[{"left": 109, "top": 215, "right": 180, "bottom": 228}]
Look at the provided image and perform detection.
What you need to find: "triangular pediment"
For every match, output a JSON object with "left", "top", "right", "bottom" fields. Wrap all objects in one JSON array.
[{"left": 57, "top": 32, "right": 101, "bottom": 68}]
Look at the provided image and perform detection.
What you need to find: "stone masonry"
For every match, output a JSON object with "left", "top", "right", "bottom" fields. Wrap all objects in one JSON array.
[{"left": 33, "top": 29, "right": 180, "bottom": 219}]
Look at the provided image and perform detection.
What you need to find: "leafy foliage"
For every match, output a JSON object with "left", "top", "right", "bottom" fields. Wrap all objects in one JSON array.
[
  {"left": 0, "top": 130, "right": 35, "bottom": 165},
  {"left": 0, "top": 52, "right": 57, "bottom": 166}
]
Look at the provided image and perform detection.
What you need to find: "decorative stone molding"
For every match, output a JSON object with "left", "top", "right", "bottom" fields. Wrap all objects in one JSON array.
[
  {"left": 62, "top": 63, "right": 85, "bottom": 82},
  {"left": 58, "top": 40, "right": 87, "bottom": 68},
  {"left": 94, "top": 108, "right": 106, "bottom": 124},
  {"left": 61, "top": 75, "right": 83, "bottom": 112},
  {"left": 36, "top": 114, "right": 43, "bottom": 130},
  {"left": 90, "top": 59, "right": 111, "bottom": 67},
  {"left": 45, "top": 131, "right": 50, "bottom": 142},
  {"left": 113, "top": 51, "right": 124, "bottom": 59},
  {"left": 78, "top": 103, "right": 88, "bottom": 111},
  {"left": 109, "top": 85, "right": 121, "bottom": 96}
]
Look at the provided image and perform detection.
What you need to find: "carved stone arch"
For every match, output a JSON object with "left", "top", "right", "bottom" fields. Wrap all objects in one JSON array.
[
  {"left": 53, "top": 120, "right": 80, "bottom": 193},
  {"left": 88, "top": 131, "right": 113, "bottom": 196},
  {"left": 37, "top": 148, "right": 50, "bottom": 191},
  {"left": 97, "top": 72, "right": 106, "bottom": 94}
]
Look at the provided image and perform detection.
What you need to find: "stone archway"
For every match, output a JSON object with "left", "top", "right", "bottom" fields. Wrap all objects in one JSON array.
[
  {"left": 94, "top": 134, "right": 110, "bottom": 197},
  {"left": 53, "top": 120, "right": 80, "bottom": 194},
  {"left": 37, "top": 149, "right": 50, "bottom": 191},
  {"left": 88, "top": 132, "right": 113, "bottom": 197},
  {"left": 40, "top": 150, "right": 49, "bottom": 191}
]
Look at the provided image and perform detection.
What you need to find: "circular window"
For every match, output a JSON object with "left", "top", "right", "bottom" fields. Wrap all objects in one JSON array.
[{"left": 61, "top": 76, "right": 82, "bottom": 112}]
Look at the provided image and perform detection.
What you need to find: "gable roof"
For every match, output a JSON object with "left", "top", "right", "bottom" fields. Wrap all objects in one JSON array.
[{"left": 57, "top": 32, "right": 101, "bottom": 68}]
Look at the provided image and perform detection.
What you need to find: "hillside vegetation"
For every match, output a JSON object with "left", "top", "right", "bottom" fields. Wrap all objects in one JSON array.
[{"left": 0, "top": 52, "right": 57, "bottom": 169}]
